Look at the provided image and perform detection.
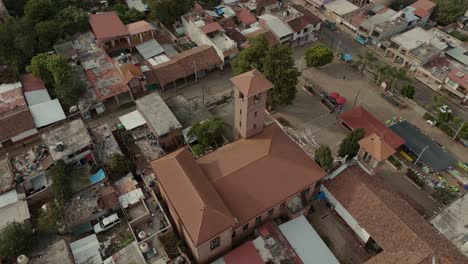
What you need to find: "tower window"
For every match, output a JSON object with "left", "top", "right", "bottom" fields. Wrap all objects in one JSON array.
[
  {"left": 253, "top": 124, "right": 256, "bottom": 129},
  {"left": 239, "top": 121, "right": 241, "bottom": 127},
  {"left": 254, "top": 111, "right": 257, "bottom": 117},
  {"left": 239, "top": 91, "right": 244, "bottom": 101},
  {"left": 240, "top": 108, "right": 242, "bottom": 115},
  {"left": 254, "top": 94, "right": 260, "bottom": 103}
]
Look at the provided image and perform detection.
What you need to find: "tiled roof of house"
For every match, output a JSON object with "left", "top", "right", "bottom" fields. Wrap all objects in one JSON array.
[
  {"left": 287, "top": 4, "right": 322, "bottom": 32},
  {"left": 89, "top": 12, "right": 128, "bottom": 42},
  {"left": 358, "top": 133, "right": 395, "bottom": 161},
  {"left": 447, "top": 68, "right": 468, "bottom": 88},
  {"left": 236, "top": 9, "right": 257, "bottom": 25},
  {"left": 119, "top": 64, "right": 143, "bottom": 84},
  {"left": 151, "top": 45, "right": 221, "bottom": 86},
  {"left": 151, "top": 123, "right": 326, "bottom": 245},
  {"left": 126, "top": 20, "right": 154, "bottom": 35},
  {"left": 201, "top": 22, "right": 223, "bottom": 34},
  {"left": 19, "top": 74, "right": 46, "bottom": 92},
  {"left": 230, "top": 69, "right": 273, "bottom": 96},
  {"left": 324, "top": 166, "right": 467, "bottom": 264},
  {"left": 339, "top": 107, "right": 405, "bottom": 150},
  {"left": 0, "top": 107, "right": 36, "bottom": 142},
  {"left": 244, "top": 28, "right": 279, "bottom": 47},
  {"left": 151, "top": 148, "right": 235, "bottom": 246}
]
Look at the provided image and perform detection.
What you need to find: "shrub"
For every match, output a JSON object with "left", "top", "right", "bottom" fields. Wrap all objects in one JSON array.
[
  {"left": 422, "top": 112, "right": 434, "bottom": 120},
  {"left": 437, "top": 123, "right": 453, "bottom": 137},
  {"left": 400, "top": 84, "right": 415, "bottom": 99},
  {"left": 305, "top": 45, "right": 334, "bottom": 67},
  {"left": 314, "top": 145, "right": 334, "bottom": 172},
  {"left": 406, "top": 169, "right": 425, "bottom": 187},
  {"left": 432, "top": 188, "right": 457, "bottom": 205}
]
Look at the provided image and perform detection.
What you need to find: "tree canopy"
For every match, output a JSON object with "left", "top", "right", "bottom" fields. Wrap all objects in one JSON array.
[
  {"left": 112, "top": 3, "right": 145, "bottom": 24},
  {"left": 48, "top": 160, "right": 76, "bottom": 205},
  {"left": 400, "top": 84, "right": 415, "bottom": 99},
  {"left": 432, "top": 0, "right": 467, "bottom": 26},
  {"left": 109, "top": 153, "right": 134, "bottom": 174},
  {"left": 37, "top": 202, "right": 61, "bottom": 234},
  {"left": 147, "top": 0, "right": 194, "bottom": 25},
  {"left": 304, "top": 45, "right": 334, "bottom": 67},
  {"left": 0, "top": 221, "right": 34, "bottom": 258},
  {"left": 338, "top": 128, "right": 365, "bottom": 158},
  {"left": 232, "top": 37, "right": 299, "bottom": 108},
  {"left": 27, "top": 53, "right": 85, "bottom": 105},
  {"left": 263, "top": 44, "right": 300, "bottom": 108},
  {"left": 188, "top": 118, "right": 226, "bottom": 156},
  {"left": 314, "top": 145, "right": 333, "bottom": 172}
]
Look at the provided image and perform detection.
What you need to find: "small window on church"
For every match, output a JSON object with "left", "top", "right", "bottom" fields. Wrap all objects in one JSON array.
[
  {"left": 254, "top": 94, "right": 260, "bottom": 103},
  {"left": 239, "top": 91, "right": 244, "bottom": 101},
  {"left": 254, "top": 111, "right": 257, "bottom": 117},
  {"left": 254, "top": 124, "right": 256, "bottom": 129}
]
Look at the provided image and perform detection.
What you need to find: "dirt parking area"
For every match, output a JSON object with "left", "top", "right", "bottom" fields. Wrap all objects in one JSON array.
[{"left": 308, "top": 200, "right": 371, "bottom": 264}]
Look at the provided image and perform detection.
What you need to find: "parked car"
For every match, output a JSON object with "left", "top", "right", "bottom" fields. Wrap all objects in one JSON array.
[
  {"left": 93, "top": 213, "right": 121, "bottom": 234},
  {"left": 426, "top": 120, "right": 437, "bottom": 126},
  {"left": 438, "top": 105, "right": 452, "bottom": 113}
]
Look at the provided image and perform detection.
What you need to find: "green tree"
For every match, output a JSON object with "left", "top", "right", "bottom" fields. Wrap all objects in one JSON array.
[
  {"left": 304, "top": 45, "right": 334, "bottom": 67},
  {"left": 35, "top": 20, "right": 63, "bottom": 51},
  {"left": 49, "top": 160, "right": 75, "bottom": 205},
  {"left": 264, "top": 44, "right": 300, "bottom": 108},
  {"left": 112, "top": 4, "right": 145, "bottom": 24},
  {"left": 37, "top": 202, "right": 61, "bottom": 234},
  {"left": 0, "top": 64, "right": 18, "bottom": 84},
  {"left": 314, "top": 145, "right": 333, "bottom": 172},
  {"left": 55, "top": 72, "right": 86, "bottom": 106},
  {"left": 454, "top": 123, "right": 468, "bottom": 140},
  {"left": 431, "top": 95, "right": 445, "bottom": 109},
  {"left": 0, "top": 17, "right": 35, "bottom": 67},
  {"left": 432, "top": 187, "right": 457, "bottom": 205},
  {"left": 55, "top": 6, "right": 89, "bottom": 35},
  {"left": 190, "top": 144, "right": 206, "bottom": 158},
  {"left": 338, "top": 128, "right": 365, "bottom": 158},
  {"left": 400, "top": 84, "right": 415, "bottom": 99},
  {"left": 0, "top": 222, "right": 34, "bottom": 258},
  {"left": 231, "top": 36, "right": 268, "bottom": 75},
  {"left": 355, "top": 51, "right": 376, "bottom": 73},
  {"left": 432, "top": 0, "right": 466, "bottom": 26},
  {"left": 3, "top": 0, "right": 28, "bottom": 16},
  {"left": 109, "top": 153, "right": 133, "bottom": 174},
  {"left": 148, "top": 0, "right": 194, "bottom": 25},
  {"left": 199, "top": 0, "right": 222, "bottom": 8},
  {"left": 24, "top": 0, "right": 55, "bottom": 23},
  {"left": 188, "top": 118, "right": 226, "bottom": 155}
]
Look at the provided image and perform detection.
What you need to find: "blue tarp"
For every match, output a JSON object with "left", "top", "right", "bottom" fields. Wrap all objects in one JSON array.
[
  {"left": 355, "top": 35, "right": 367, "bottom": 45},
  {"left": 343, "top": 53, "right": 352, "bottom": 62},
  {"left": 89, "top": 169, "right": 106, "bottom": 184}
]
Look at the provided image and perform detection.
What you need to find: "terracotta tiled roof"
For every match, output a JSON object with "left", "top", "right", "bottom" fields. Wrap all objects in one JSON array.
[
  {"left": 287, "top": 5, "right": 322, "bottom": 33},
  {"left": 19, "top": 74, "right": 46, "bottom": 92},
  {"left": 358, "top": 133, "right": 395, "bottom": 161},
  {"left": 410, "top": 0, "right": 436, "bottom": 11},
  {"left": 324, "top": 166, "right": 468, "bottom": 264},
  {"left": 447, "top": 68, "right": 468, "bottom": 87},
  {"left": 244, "top": 28, "right": 279, "bottom": 47},
  {"left": 200, "top": 22, "right": 223, "bottom": 34},
  {"left": 230, "top": 69, "right": 273, "bottom": 96},
  {"left": 339, "top": 107, "right": 404, "bottom": 150},
  {"left": 0, "top": 106, "right": 36, "bottom": 142},
  {"left": 126, "top": 20, "right": 154, "bottom": 35},
  {"left": 236, "top": 9, "right": 257, "bottom": 25},
  {"left": 89, "top": 12, "right": 128, "bottom": 42},
  {"left": 198, "top": 123, "right": 326, "bottom": 225},
  {"left": 151, "top": 148, "right": 235, "bottom": 246},
  {"left": 151, "top": 123, "right": 326, "bottom": 246},
  {"left": 222, "top": 241, "right": 264, "bottom": 264},
  {"left": 98, "top": 186, "right": 118, "bottom": 210},
  {"left": 0, "top": 86, "right": 26, "bottom": 113},
  {"left": 257, "top": 0, "right": 277, "bottom": 9},
  {"left": 119, "top": 64, "right": 143, "bottom": 84},
  {"left": 151, "top": 45, "right": 221, "bottom": 86}
]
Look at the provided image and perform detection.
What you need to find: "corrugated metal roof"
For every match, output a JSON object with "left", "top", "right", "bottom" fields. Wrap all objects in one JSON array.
[
  {"left": 29, "top": 99, "right": 66, "bottom": 127},
  {"left": 259, "top": 14, "right": 293, "bottom": 38},
  {"left": 136, "top": 39, "right": 165, "bottom": 60},
  {"left": 136, "top": 93, "right": 182, "bottom": 136},
  {"left": 119, "top": 110, "right": 147, "bottom": 130},
  {"left": 70, "top": 234, "right": 102, "bottom": 264}
]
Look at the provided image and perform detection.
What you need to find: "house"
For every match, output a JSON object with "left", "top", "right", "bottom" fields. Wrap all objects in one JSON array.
[
  {"left": 19, "top": 73, "right": 66, "bottom": 128},
  {"left": 446, "top": 46, "right": 468, "bottom": 67},
  {"left": 338, "top": 107, "right": 405, "bottom": 150},
  {"left": 213, "top": 215, "right": 339, "bottom": 264},
  {"left": 41, "top": 118, "right": 96, "bottom": 165},
  {"left": 258, "top": 14, "right": 294, "bottom": 43},
  {"left": 150, "top": 70, "right": 326, "bottom": 263},
  {"left": 235, "top": 8, "right": 258, "bottom": 29},
  {"left": 0, "top": 159, "right": 30, "bottom": 231},
  {"left": 89, "top": 12, "right": 155, "bottom": 52},
  {"left": 306, "top": 0, "right": 334, "bottom": 9},
  {"left": 385, "top": 27, "right": 447, "bottom": 69},
  {"left": 283, "top": 4, "right": 322, "bottom": 46},
  {"left": 324, "top": 0, "right": 359, "bottom": 23},
  {"left": 444, "top": 68, "right": 468, "bottom": 102},
  {"left": 321, "top": 163, "right": 468, "bottom": 263},
  {"left": 182, "top": 5, "right": 238, "bottom": 64},
  {"left": 28, "top": 239, "right": 74, "bottom": 264},
  {"left": 431, "top": 194, "right": 468, "bottom": 258},
  {"left": 356, "top": 133, "right": 395, "bottom": 174},
  {"left": 70, "top": 234, "right": 102, "bottom": 264},
  {"left": 136, "top": 93, "right": 183, "bottom": 151},
  {"left": 145, "top": 45, "right": 222, "bottom": 90},
  {"left": 90, "top": 124, "right": 122, "bottom": 166},
  {"left": 243, "top": 27, "right": 279, "bottom": 47},
  {"left": 0, "top": 82, "right": 38, "bottom": 147}
]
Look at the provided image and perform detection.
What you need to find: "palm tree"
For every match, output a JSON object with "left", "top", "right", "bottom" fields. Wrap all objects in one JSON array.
[
  {"left": 389, "top": 67, "right": 407, "bottom": 93},
  {"left": 356, "top": 51, "right": 376, "bottom": 73},
  {"left": 376, "top": 64, "right": 391, "bottom": 85}
]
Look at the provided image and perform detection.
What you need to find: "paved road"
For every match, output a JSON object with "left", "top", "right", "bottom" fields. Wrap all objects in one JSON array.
[{"left": 298, "top": 2, "right": 468, "bottom": 121}]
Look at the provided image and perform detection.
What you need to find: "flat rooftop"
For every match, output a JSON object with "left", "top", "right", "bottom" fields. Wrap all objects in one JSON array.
[
  {"left": 11, "top": 145, "right": 53, "bottom": 181},
  {"left": 0, "top": 190, "right": 30, "bottom": 230},
  {"left": 391, "top": 27, "right": 446, "bottom": 51},
  {"left": 136, "top": 93, "right": 182, "bottom": 137},
  {"left": 41, "top": 119, "right": 92, "bottom": 161},
  {"left": 91, "top": 124, "right": 122, "bottom": 165},
  {"left": 325, "top": 0, "right": 359, "bottom": 16},
  {"left": 0, "top": 82, "right": 25, "bottom": 114},
  {"left": 30, "top": 239, "right": 73, "bottom": 264},
  {"left": 0, "top": 158, "right": 14, "bottom": 194},
  {"left": 259, "top": 14, "right": 293, "bottom": 38}
]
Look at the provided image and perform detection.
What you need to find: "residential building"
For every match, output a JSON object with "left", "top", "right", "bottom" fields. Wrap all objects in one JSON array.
[
  {"left": 280, "top": 4, "right": 322, "bottom": 46},
  {"left": 41, "top": 118, "right": 96, "bottom": 165},
  {"left": 258, "top": 14, "right": 294, "bottom": 43},
  {"left": 28, "top": 239, "right": 74, "bottom": 264},
  {"left": 321, "top": 163, "right": 468, "bottom": 263},
  {"left": 0, "top": 82, "right": 38, "bottom": 147},
  {"left": 70, "top": 234, "right": 102, "bottom": 264},
  {"left": 150, "top": 70, "right": 326, "bottom": 263},
  {"left": 136, "top": 93, "right": 183, "bottom": 151},
  {"left": 19, "top": 73, "right": 66, "bottom": 128},
  {"left": 89, "top": 12, "right": 155, "bottom": 52},
  {"left": 385, "top": 27, "right": 447, "bottom": 69},
  {"left": 446, "top": 46, "right": 468, "bottom": 67},
  {"left": 182, "top": 5, "right": 238, "bottom": 64},
  {"left": 305, "top": 0, "right": 334, "bottom": 9},
  {"left": 431, "top": 194, "right": 468, "bottom": 258},
  {"left": 356, "top": 133, "right": 395, "bottom": 174},
  {"left": 444, "top": 68, "right": 468, "bottom": 102},
  {"left": 235, "top": 8, "right": 258, "bottom": 29},
  {"left": 324, "top": 0, "right": 359, "bottom": 23}
]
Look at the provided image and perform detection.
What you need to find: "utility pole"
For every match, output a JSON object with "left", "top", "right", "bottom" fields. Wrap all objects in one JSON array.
[
  {"left": 336, "top": 40, "right": 342, "bottom": 54},
  {"left": 452, "top": 121, "right": 465, "bottom": 141},
  {"left": 412, "top": 145, "right": 429, "bottom": 169},
  {"left": 352, "top": 88, "right": 361, "bottom": 109}
]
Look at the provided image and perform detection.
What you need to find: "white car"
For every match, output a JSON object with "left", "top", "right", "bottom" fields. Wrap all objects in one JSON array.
[
  {"left": 93, "top": 213, "right": 121, "bottom": 234},
  {"left": 426, "top": 120, "right": 437, "bottom": 126},
  {"left": 438, "top": 105, "right": 452, "bottom": 113}
]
